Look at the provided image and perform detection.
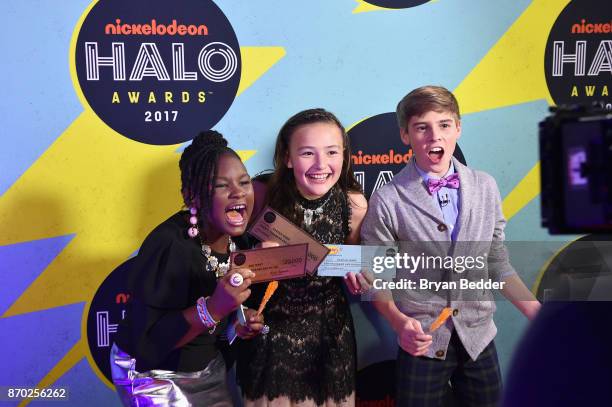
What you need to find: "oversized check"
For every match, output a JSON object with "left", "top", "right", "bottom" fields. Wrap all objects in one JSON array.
[
  {"left": 317, "top": 244, "right": 363, "bottom": 277},
  {"left": 318, "top": 244, "right": 399, "bottom": 277},
  {"left": 248, "top": 207, "right": 330, "bottom": 275},
  {"left": 230, "top": 243, "right": 308, "bottom": 283}
]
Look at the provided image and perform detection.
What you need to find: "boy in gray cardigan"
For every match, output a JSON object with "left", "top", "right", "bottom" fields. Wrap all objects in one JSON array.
[{"left": 357, "top": 86, "right": 540, "bottom": 406}]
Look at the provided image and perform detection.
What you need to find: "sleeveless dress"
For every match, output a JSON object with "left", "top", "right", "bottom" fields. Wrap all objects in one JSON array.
[{"left": 238, "top": 186, "right": 356, "bottom": 407}]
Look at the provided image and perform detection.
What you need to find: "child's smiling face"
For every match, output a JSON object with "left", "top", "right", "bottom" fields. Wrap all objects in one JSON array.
[
  {"left": 206, "top": 153, "right": 254, "bottom": 237},
  {"left": 286, "top": 122, "right": 344, "bottom": 200}
]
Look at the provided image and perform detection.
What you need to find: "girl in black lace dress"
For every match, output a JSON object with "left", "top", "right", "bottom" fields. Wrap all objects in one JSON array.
[{"left": 237, "top": 109, "right": 367, "bottom": 406}]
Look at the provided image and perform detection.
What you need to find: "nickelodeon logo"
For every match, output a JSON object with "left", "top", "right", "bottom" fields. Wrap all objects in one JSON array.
[
  {"left": 351, "top": 149, "right": 413, "bottom": 166},
  {"left": 105, "top": 19, "right": 208, "bottom": 36},
  {"left": 570, "top": 19, "right": 612, "bottom": 34}
]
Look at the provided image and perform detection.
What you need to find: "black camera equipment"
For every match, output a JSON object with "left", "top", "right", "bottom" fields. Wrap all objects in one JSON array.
[{"left": 539, "top": 105, "right": 612, "bottom": 234}]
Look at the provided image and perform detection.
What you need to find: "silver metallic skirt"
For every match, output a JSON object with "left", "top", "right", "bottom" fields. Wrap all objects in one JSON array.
[{"left": 110, "top": 343, "right": 232, "bottom": 407}]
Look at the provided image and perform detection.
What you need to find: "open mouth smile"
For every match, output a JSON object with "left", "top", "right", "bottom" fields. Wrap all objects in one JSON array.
[
  {"left": 428, "top": 146, "right": 444, "bottom": 164},
  {"left": 306, "top": 173, "right": 332, "bottom": 183},
  {"left": 225, "top": 203, "right": 247, "bottom": 226}
]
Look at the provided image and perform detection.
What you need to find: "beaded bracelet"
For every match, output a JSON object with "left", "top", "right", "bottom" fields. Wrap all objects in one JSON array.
[{"left": 196, "top": 296, "right": 218, "bottom": 334}]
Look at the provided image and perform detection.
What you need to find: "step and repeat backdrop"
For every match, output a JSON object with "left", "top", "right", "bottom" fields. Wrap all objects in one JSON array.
[{"left": 1, "top": 0, "right": 609, "bottom": 405}]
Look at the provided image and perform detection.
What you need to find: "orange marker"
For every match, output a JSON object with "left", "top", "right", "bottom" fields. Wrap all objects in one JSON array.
[
  {"left": 257, "top": 280, "right": 279, "bottom": 315},
  {"left": 429, "top": 307, "right": 453, "bottom": 332}
]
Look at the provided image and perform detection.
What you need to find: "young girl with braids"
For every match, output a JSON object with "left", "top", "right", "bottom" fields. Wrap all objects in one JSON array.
[
  {"left": 238, "top": 109, "right": 368, "bottom": 407},
  {"left": 111, "top": 131, "right": 264, "bottom": 407}
]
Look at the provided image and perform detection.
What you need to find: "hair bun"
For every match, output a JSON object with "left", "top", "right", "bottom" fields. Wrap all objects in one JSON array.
[{"left": 191, "top": 130, "right": 228, "bottom": 150}]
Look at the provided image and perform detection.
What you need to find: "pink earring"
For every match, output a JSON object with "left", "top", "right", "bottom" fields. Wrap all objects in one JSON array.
[{"left": 188, "top": 207, "right": 199, "bottom": 238}]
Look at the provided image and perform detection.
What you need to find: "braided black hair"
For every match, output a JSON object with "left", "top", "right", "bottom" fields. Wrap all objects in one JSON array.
[{"left": 179, "top": 130, "right": 241, "bottom": 220}]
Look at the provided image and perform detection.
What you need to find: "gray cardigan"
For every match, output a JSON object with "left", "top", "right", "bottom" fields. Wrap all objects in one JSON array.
[{"left": 361, "top": 157, "right": 516, "bottom": 360}]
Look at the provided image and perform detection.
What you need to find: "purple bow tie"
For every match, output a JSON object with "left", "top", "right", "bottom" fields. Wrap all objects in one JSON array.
[{"left": 427, "top": 173, "right": 460, "bottom": 194}]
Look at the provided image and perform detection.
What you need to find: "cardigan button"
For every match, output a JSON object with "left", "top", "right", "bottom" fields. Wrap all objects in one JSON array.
[
  {"left": 435, "top": 350, "right": 445, "bottom": 358},
  {"left": 452, "top": 309, "right": 459, "bottom": 317},
  {"left": 437, "top": 223, "right": 448, "bottom": 232}
]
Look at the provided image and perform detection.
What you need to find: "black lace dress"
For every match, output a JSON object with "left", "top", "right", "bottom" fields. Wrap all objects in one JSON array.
[{"left": 237, "top": 186, "right": 356, "bottom": 406}]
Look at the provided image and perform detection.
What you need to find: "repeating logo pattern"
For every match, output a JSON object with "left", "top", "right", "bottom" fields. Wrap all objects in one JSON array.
[
  {"left": 86, "top": 258, "right": 133, "bottom": 381},
  {"left": 75, "top": 0, "right": 242, "bottom": 144},
  {"left": 544, "top": 0, "right": 611, "bottom": 109}
]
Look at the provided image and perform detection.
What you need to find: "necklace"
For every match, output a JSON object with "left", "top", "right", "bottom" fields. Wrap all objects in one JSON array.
[
  {"left": 200, "top": 236, "right": 236, "bottom": 278},
  {"left": 296, "top": 191, "right": 333, "bottom": 228}
]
